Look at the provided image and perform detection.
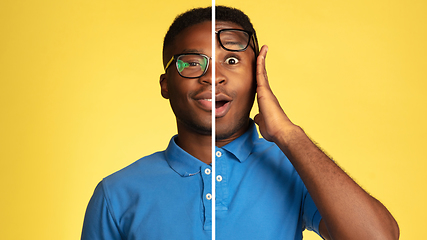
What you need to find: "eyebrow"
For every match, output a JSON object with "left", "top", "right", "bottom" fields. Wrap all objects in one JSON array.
[
  {"left": 181, "top": 49, "right": 204, "bottom": 53},
  {"left": 222, "top": 41, "right": 244, "bottom": 46}
]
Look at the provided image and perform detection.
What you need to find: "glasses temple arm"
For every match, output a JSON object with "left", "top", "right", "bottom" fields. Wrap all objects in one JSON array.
[{"left": 164, "top": 56, "right": 175, "bottom": 71}]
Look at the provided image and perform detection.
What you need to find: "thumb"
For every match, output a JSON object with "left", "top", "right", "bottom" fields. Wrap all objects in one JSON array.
[{"left": 254, "top": 113, "right": 263, "bottom": 126}]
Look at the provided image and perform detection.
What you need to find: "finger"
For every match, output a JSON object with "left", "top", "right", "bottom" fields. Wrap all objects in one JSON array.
[
  {"left": 256, "top": 45, "right": 269, "bottom": 88},
  {"left": 254, "top": 113, "right": 260, "bottom": 125}
]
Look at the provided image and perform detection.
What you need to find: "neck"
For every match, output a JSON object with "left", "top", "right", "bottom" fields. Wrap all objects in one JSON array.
[
  {"left": 215, "top": 121, "right": 251, "bottom": 148},
  {"left": 175, "top": 119, "right": 252, "bottom": 164},
  {"left": 175, "top": 123, "right": 212, "bottom": 164},
  {"left": 215, "top": 118, "right": 251, "bottom": 147}
]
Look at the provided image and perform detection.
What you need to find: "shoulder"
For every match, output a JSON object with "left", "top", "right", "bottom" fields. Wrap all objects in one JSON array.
[
  {"left": 101, "top": 151, "right": 170, "bottom": 192},
  {"left": 93, "top": 150, "right": 177, "bottom": 208}
]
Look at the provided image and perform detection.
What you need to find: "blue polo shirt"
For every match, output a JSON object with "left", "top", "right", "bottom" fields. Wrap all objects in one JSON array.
[{"left": 81, "top": 122, "right": 322, "bottom": 240}]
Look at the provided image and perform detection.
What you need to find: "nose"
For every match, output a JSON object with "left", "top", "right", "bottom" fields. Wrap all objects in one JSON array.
[{"left": 198, "top": 59, "right": 227, "bottom": 85}]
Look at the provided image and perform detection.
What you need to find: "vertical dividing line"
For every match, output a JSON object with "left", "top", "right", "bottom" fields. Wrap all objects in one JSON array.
[{"left": 211, "top": 2, "right": 216, "bottom": 240}]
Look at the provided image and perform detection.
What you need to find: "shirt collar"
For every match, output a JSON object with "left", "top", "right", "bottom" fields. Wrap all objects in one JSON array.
[
  {"left": 165, "top": 135, "right": 208, "bottom": 177},
  {"left": 221, "top": 120, "right": 259, "bottom": 163},
  {"left": 165, "top": 120, "right": 259, "bottom": 176}
]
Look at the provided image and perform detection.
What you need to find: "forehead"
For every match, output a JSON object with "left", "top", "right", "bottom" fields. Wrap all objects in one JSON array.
[
  {"left": 167, "top": 21, "right": 245, "bottom": 55},
  {"left": 215, "top": 21, "right": 244, "bottom": 31},
  {"left": 176, "top": 21, "right": 244, "bottom": 37}
]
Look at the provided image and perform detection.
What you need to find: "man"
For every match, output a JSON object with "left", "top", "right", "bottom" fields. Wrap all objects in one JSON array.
[{"left": 82, "top": 6, "right": 399, "bottom": 240}]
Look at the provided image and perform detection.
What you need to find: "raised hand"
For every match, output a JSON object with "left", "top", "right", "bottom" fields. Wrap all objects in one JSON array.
[
  {"left": 253, "top": 46, "right": 399, "bottom": 240},
  {"left": 254, "top": 45, "right": 296, "bottom": 143}
]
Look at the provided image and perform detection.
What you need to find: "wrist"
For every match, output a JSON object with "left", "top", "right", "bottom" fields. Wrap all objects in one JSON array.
[{"left": 273, "top": 124, "right": 305, "bottom": 148}]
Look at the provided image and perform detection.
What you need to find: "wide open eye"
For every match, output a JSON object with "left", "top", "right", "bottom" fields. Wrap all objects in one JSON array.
[{"left": 224, "top": 56, "right": 239, "bottom": 65}]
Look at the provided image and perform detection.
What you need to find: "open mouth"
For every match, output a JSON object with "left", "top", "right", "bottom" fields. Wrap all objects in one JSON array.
[
  {"left": 215, "top": 100, "right": 231, "bottom": 117},
  {"left": 215, "top": 100, "right": 229, "bottom": 109},
  {"left": 194, "top": 92, "right": 232, "bottom": 117}
]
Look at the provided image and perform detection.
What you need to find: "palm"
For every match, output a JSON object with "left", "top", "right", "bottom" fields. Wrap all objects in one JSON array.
[{"left": 254, "top": 45, "right": 294, "bottom": 142}]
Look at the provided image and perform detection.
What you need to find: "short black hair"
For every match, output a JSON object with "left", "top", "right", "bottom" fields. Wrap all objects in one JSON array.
[{"left": 162, "top": 5, "right": 258, "bottom": 66}]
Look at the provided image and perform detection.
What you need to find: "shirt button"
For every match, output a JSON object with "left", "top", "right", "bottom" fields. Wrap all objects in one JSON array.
[
  {"left": 206, "top": 193, "right": 212, "bottom": 200},
  {"left": 216, "top": 175, "right": 223, "bottom": 182},
  {"left": 204, "top": 168, "right": 211, "bottom": 175},
  {"left": 215, "top": 151, "right": 222, "bottom": 157}
]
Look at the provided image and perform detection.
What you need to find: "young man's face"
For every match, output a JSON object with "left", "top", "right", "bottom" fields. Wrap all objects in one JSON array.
[{"left": 161, "top": 20, "right": 256, "bottom": 141}]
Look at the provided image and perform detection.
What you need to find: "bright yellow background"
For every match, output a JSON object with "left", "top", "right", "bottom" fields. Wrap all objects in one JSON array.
[{"left": 1, "top": 0, "right": 425, "bottom": 239}]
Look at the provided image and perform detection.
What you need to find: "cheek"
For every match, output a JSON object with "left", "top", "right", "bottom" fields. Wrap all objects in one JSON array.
[
  {"left": 226, "top": 59, "right": 255, "bottom": 79},
  {"left": 239, "top": 64, "right": 257, "bottom": 102},
  {"left": 227, "top": 72, "right": 256, "bottom": 106},
  {"left": 229, "top": 66, "right": 256, "bottom": 90},
  {"left": 167, "top": 78, "right": 188, "bottom": 104}
]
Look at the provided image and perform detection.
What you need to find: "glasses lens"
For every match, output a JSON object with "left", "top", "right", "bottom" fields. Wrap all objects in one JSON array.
[
  {"left": 219, "top": 30, "right": 250, "bottom": 51},
  {"left": 176, "top": 54, "right": 208, "bottom": 78}
]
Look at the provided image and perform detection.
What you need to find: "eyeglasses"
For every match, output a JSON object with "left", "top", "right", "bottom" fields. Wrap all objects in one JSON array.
[
  {"left": 164, "top": 29, "right": 258, "bottom": 79},
  {"left": 164, "top": 53, "right": 211, "bottom": 79},
  {"left": 216, "top": 29, "right": 257, "bottom": 53}
]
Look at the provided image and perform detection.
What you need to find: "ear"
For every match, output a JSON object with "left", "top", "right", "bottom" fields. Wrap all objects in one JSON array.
[{"left": 160, "top": 74, "right": 169, "bottom": 99}]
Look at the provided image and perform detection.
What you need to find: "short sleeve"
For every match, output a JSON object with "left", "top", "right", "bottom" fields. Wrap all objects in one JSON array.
[
  {"left": 302, "top": 190, "right": 323, "bottom": 237},
  {"left": 81, "top": 181, "right": 123, "bottom": 240}
]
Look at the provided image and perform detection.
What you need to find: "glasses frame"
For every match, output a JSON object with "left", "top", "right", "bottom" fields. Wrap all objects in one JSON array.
[
  {"left": 164, "top": 53, "right": 211, "bottom": 79},
  {"left": 215, "top": 29, "right": 256, "bottom": 53},
  {"left": 164, "top": 29, "right": 259, "bottom": 79}
]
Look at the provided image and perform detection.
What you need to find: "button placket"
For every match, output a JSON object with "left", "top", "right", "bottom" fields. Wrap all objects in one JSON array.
[
  {"left": 214, "top": 148, "right": 229, "bottom": 211},
  {"left": 206, "top": 193, "right": 212, "bottom": 200},
  {"left": 216, "top": 175, "right": 222, "bottom": 182},
  {"left": 200, "top": 165, "right": 212, "bottom": 230}
]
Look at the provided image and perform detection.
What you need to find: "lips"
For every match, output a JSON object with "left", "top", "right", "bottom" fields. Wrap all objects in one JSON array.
[
  {"left": 193, "top": 92, "right": 232, "bottom": 117},
  {"left": 214, "top": 100, "right": 231, "bottom": 118},
  {"left": 197, "top": 98, "right": 213, "bottom": 110},
  {"left": 214, "top": 93, "right": 232, "bottom": 117}
]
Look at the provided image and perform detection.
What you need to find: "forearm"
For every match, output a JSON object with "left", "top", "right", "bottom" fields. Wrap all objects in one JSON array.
[
  {"left": 254, "top": 45, "right": 398, "bottom": 239},
  {"left": 274, "top": 125, "right": 399, "bottom": 240}
]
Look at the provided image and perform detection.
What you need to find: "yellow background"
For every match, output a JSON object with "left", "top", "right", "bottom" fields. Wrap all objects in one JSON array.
[{"left": 1, "top": 0, "right": 425, "bottom": 239}]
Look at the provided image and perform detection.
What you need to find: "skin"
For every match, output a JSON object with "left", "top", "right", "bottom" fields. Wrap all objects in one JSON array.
[
  {"left": 160, "top": 21, "right": 255, "bottom": 163},
  {"left": 255, "top": 46, "right": 400, "bottom": 239},
  {"left": 161, "top": 20, "right": 400, "bottom": 239}
]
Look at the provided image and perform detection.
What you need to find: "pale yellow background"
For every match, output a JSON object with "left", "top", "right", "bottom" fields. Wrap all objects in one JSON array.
[{"left": 0, "top": 0, "right": 425, "bottom": 239}]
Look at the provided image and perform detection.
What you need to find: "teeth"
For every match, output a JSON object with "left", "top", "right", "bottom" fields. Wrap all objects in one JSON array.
[{"left": 204, "top": 99, "right": 212, "bottom": 101}]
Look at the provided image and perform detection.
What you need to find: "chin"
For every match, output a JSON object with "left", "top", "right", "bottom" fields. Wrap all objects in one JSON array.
[
  {"left": 176, "top": 114, "right": 213, "bottom": 136},
  {"left": 215, "top": 117, "right": 250, "bottom": 141}
]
